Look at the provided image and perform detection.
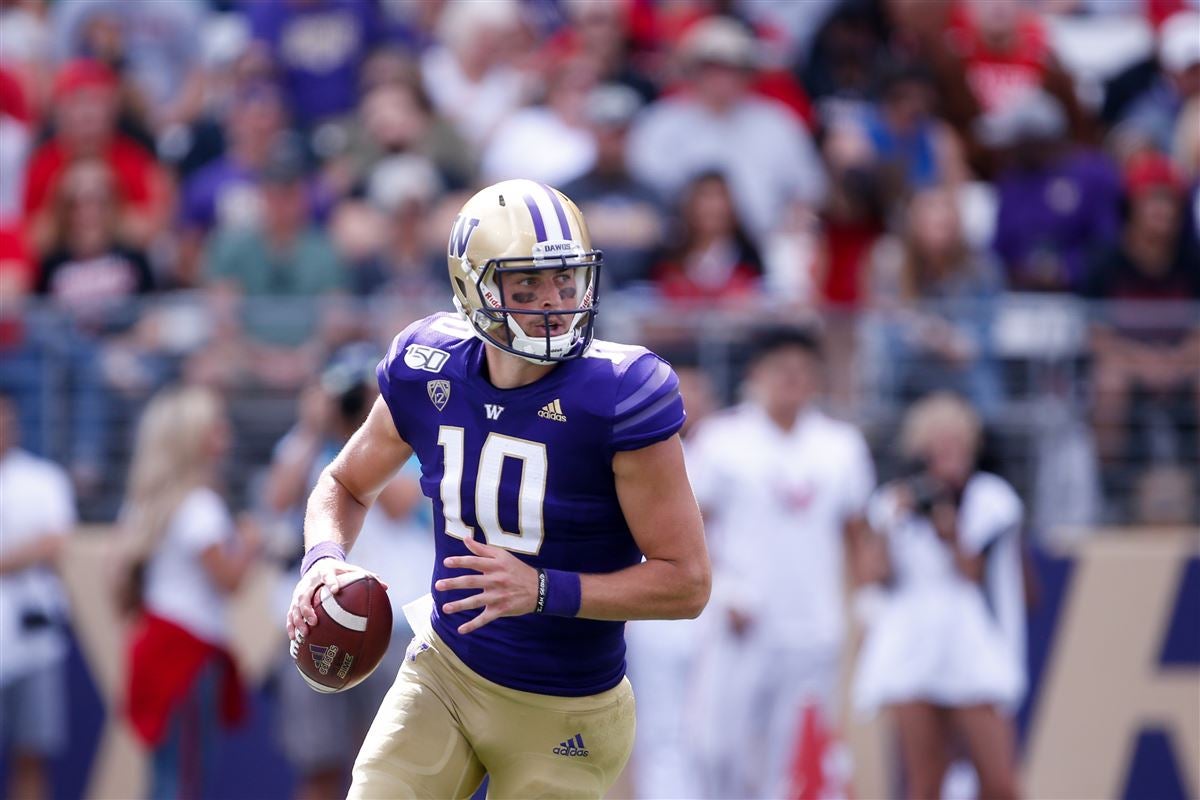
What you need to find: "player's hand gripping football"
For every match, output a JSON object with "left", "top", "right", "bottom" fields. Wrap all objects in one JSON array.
[
  {"left": 435, "top": 536, "right": 538, "bottom": 635},
  {"left": 286, "top": 558, "right": 388, "bottom": 643}
]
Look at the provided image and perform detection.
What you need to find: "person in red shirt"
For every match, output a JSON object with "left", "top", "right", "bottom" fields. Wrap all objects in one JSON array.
[
  {"left": 22, "top": 60, "right": 166, "bottom": 259},
  {"left": 651, "top": 171, "right": 764, "bottom": 305}
]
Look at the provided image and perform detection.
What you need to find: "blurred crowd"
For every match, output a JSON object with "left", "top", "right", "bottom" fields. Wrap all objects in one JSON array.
[
  {"left": 0, "top": 0, "right": 1197, "bottom": 526},
  {"left": 0, "top": 0, "right": 1198, "bottom": 796}
]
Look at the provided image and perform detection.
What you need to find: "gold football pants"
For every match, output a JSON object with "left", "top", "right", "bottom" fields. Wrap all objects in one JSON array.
[{"left": 349, "top": 627, "right": 636, "bottom": 799}]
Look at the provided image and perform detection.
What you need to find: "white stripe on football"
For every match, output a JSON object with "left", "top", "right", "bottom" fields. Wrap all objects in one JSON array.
[{"left": 319, "top": 586, "right": 369, "bottom": 632}]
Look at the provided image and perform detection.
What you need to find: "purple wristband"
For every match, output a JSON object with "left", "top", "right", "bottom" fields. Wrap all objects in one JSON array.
[
  {"left": 536, "top": 568, "right": 582, "bottom": 617},
  {"left": 301, "top": 541, "right": 345, "bottom": 576}
]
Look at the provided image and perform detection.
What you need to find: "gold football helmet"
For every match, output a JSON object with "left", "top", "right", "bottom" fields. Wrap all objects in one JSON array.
[{"left": 446, "top": 180, "right": 601, "bottom": 363}]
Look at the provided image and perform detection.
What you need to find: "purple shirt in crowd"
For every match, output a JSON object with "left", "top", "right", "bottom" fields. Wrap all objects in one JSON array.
[
  {"left": 992, "top": 151, "right": 1121, "bottom": 293},
  {"left": 180, "top": 157, "right": 258, "bottom": 232},
  {"left": 246, "top": 0, "right": 383, "bottom": 125},
  {"left": 377, "top": 312, "right": 685, "bottom": 696}
]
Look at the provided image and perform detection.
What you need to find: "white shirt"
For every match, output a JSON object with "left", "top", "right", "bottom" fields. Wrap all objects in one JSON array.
[
  {"left": 142, "top": 487, "right": 235, "bottom": 646},
  {"left": 687, "top": 405, "right": 875, "bottom": 650},
  {"left": 420, "top": 46, "right": 528, "bottom": 149},
  {"left": 627, "top": 95, "right": 827, "bottom": 239},
  {"left": 481, "top": 107, "right": 596, "bottom": 187},
  {"left": 0, "top": 448, "right": 76, "bottom": 685}
]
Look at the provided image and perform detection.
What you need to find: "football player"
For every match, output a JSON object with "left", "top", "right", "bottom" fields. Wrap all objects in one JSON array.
[{"left": 285, "top": 179, "right": 711, "bottom": 799}]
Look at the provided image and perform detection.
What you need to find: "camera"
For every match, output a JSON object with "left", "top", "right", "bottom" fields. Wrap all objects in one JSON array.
[{"left": 900, "top": 460, "right": 957, "bottom": 516}]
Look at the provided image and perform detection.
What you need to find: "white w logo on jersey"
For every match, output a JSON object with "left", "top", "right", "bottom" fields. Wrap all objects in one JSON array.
[{"left": 484, "top": 404, "right": 505, "bottom": 420}]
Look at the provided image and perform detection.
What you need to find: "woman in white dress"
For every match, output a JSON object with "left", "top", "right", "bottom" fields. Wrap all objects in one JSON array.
[{"left": 854, "top": 392, "right": 1025, "bottom": 800}]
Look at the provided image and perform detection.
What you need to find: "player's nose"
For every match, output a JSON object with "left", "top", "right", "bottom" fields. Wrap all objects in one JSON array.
[{"left": 537, "top": 283, "right": 561, "bottom": 307}]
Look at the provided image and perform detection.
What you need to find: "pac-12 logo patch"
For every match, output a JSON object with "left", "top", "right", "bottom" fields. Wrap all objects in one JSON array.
[{"left": 427, "top": 380, "right": 451, "bottom": 411}]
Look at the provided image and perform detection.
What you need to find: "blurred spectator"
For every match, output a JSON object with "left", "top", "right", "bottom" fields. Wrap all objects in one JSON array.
[
  {"left": 246, "top": 0, "right": 384, "bottom": 129},
  {"left": 364, "top": 153, "right": 446, "bottom": 298},
  {"left": 877, "top": 0, "right": 979, "bottom": 141},
  {"left": 627, "top": 16, "right": 827, "bottom": 242},
  {"left": 948, "top": 0, "right": 1094, "bottom": 159},
  {"left": 0, "top": 391, "right": 75, "bottom": 800},
  {"left": 327, "top": 200, "right": 389, "bottom": 296},
  {"left": 552, "top": 0, "right": 657, "bottom": 103},
  {"left": 562, "top": 83, "right": 665, "bottom": 291},
  {"left": 22, "top": 59, "right": 166, "bottom": 259},
  {"left": 986, "top": 89, "right": 1122, "bottom": 293},
  {"left": 51, "top": 0, "right": 208, "bottom": 133},
  {"left": 481, "top": 54, "right": 598, "bottom": 185},
  {"left": 38, "top": 159, "right": 154, "bottom": 324},
  {"left": 868, "top": 187, "right": 1005, "bottom": 417},
  {"left": 150, "top": 13, "right": 258, "bottom": 181},
  {"left": 1083, "top": 151, "right": 1200, "bottom": 511},
  {"left": 815, "top": 120, "right": 889, "bottom": 411},
  {"left": 0, "top": 66, "right": 31, "bottom": 228},
  {"left": 177, "top": 83, "right": 290, "bottom": 287},
  {"left": 0, "top": 0, "right": 52, "bottom": 120},
  {"left": 801, "top": 0, "right": 891, "bottom": 119},
  {"left": 0, "top": 228, "right": 40, "bottom": 460},
  {"left": 651, "top": 171, "right": 764, "bottom": 305},
  {"left": 734, "top": 0, "right": 841, "bottom": 68},
  {"left": 377, "top": 0, "right": 444, "bottom": 53},
  {"left": 328, "top": 153, "right": 446, "bottom": 298},
  {"left": 838, "top": 62, "right": 967, "bottom": 209},
  {"left": 34, "top": 159, "right": 157, "bottom": 490},
  {"left": 1109, "top": 10, "right": 1200, "bottom": 156},
  {"left": 264, "top": 345, "right": 432, "bottom": 800},
  {"left": 687, "top": 327, "right": 875, "bottom": 800},
  {"left": 420, "top": 0, "right": 534, "bottom": 151},
  {"left": 203, "top": 144, "right": 346, "bottom": 352},
  {"left": 854, "top": 392, "right": 1025, "bottom": 800},
  {"left": 816, "top": 119, "right": 888, "bottom": 310},
  {"left": 118, "top": 386, "right": 258, "bottom": 799},
  {"left": 0, "top": 226, "right": 32, "bottom": 340},
  {"left": 338, "top": 75, "right": 473, "bottom": 195}
]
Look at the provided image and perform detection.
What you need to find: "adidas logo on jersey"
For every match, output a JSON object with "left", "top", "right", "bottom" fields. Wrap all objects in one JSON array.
[
  {"left": 552, "top": 734, "right": 589, "bottom": 757},
  {"left": 538, "top": 398, "right": 567, "bottom": 422}
]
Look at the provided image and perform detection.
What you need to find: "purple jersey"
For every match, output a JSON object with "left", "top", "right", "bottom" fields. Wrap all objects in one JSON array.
[{"left": 377, "top": 313, "right": 685, "bottom": 696}]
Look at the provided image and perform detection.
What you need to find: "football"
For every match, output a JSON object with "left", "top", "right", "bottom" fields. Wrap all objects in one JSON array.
[{"left": 292, "top": 575, "right": 393, "bottom": 693}]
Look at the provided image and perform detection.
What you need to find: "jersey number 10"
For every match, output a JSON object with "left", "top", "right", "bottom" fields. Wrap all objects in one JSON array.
[{"left": 437, "top": 426, "right": 547, "bottom": 555}]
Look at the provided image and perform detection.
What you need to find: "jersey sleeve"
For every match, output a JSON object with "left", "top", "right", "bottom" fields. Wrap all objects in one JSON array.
[
  {"left": 610, "top": 353, "right": 685, "bottom": 452},
  {"left": 376, "top": 317, "right": 427, "bottom": 444}
]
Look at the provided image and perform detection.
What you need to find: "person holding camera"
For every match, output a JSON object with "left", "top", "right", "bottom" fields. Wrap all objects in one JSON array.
[{"left": 853, "top": 392, "right": 1025, "bottom": 800}]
